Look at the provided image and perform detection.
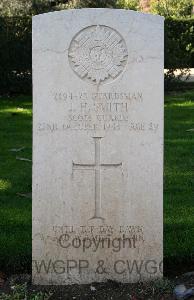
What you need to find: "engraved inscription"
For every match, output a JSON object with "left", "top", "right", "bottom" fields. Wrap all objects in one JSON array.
[
  {"left": 51, "top": 225, "right": 144, "bottom": 252},
  {"left": 37, "top": 121, "right": 159, "bottom": 133},
  {"left": 37, "top": 91, "right": 160, "bottom": 133},
  {"left": 68, "top": 25, "right": 128, "bottom": 84},
  {"left": 73, "top": 137, "right": 122, "bottom": 220},
  {"left": 53, "top": 92, "right": 143, "bottom": 102}
]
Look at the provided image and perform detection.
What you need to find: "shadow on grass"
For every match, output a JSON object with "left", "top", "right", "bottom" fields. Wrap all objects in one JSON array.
[{"left": 0, "top": 96, "right": 32, "bottom": 274}]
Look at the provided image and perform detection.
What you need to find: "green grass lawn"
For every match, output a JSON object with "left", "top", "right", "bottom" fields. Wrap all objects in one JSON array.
[
  {"left": 0, "top": 91, "right": 193, "bottom": 275},
  {"left": 164, "top": 90, "right": 194, "bottom": 274},
  {"left": 0, "top": 96, "right": 32, "bottom": 273}
]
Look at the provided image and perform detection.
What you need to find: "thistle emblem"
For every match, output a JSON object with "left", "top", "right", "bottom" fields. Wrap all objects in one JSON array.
[{"left": 68, "top": 25, "right": 128, "bottom": 84}]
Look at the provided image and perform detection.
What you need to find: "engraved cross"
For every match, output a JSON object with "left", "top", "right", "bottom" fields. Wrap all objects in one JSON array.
[{"left": 72, "top": 137, "right": 122, "bottom": 220}]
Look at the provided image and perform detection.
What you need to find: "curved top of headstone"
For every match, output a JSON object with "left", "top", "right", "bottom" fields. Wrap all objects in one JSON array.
[{"left": 33, "top": 8, "right": 164, "bottom": 21}]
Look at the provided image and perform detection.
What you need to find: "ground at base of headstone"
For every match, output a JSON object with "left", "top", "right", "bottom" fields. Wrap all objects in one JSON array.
[{"left": 0, "top": 274, "right": 194, "bottom": 300}]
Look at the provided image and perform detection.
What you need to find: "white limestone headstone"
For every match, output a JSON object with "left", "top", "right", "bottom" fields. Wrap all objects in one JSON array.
[{"left": 32, "top": 8, "right": 164, "bottom": 285}]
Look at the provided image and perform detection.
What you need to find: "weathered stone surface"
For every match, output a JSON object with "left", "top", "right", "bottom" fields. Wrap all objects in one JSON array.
[{"left": 32, "top": 8, "right": 164, "bottom": 285}]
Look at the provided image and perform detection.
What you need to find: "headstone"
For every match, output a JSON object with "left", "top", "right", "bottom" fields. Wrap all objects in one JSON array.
[{"left": 32, "top": 8, "right": 164, "bottom": 285}]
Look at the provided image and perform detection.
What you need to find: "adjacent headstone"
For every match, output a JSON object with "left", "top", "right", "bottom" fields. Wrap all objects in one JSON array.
[{"left": 32, "top": 8, "right": 164, "bottom": 285}]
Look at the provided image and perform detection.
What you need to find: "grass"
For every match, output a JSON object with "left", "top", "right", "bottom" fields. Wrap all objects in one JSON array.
[
  {"left": 0, "top": 91, "right": 194, "bottom": 275},
  {"left": 0, "top": 278, "right": 175, "bottom": 299},
  {"left": 0, "top": 96, "right": 32, "bottom": 273},
  {"left": 0, "top": 282, "right": 53, "bottom": 299},
  {"left": 164, "top": 90, "right": 194, "bottom": 274}
]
